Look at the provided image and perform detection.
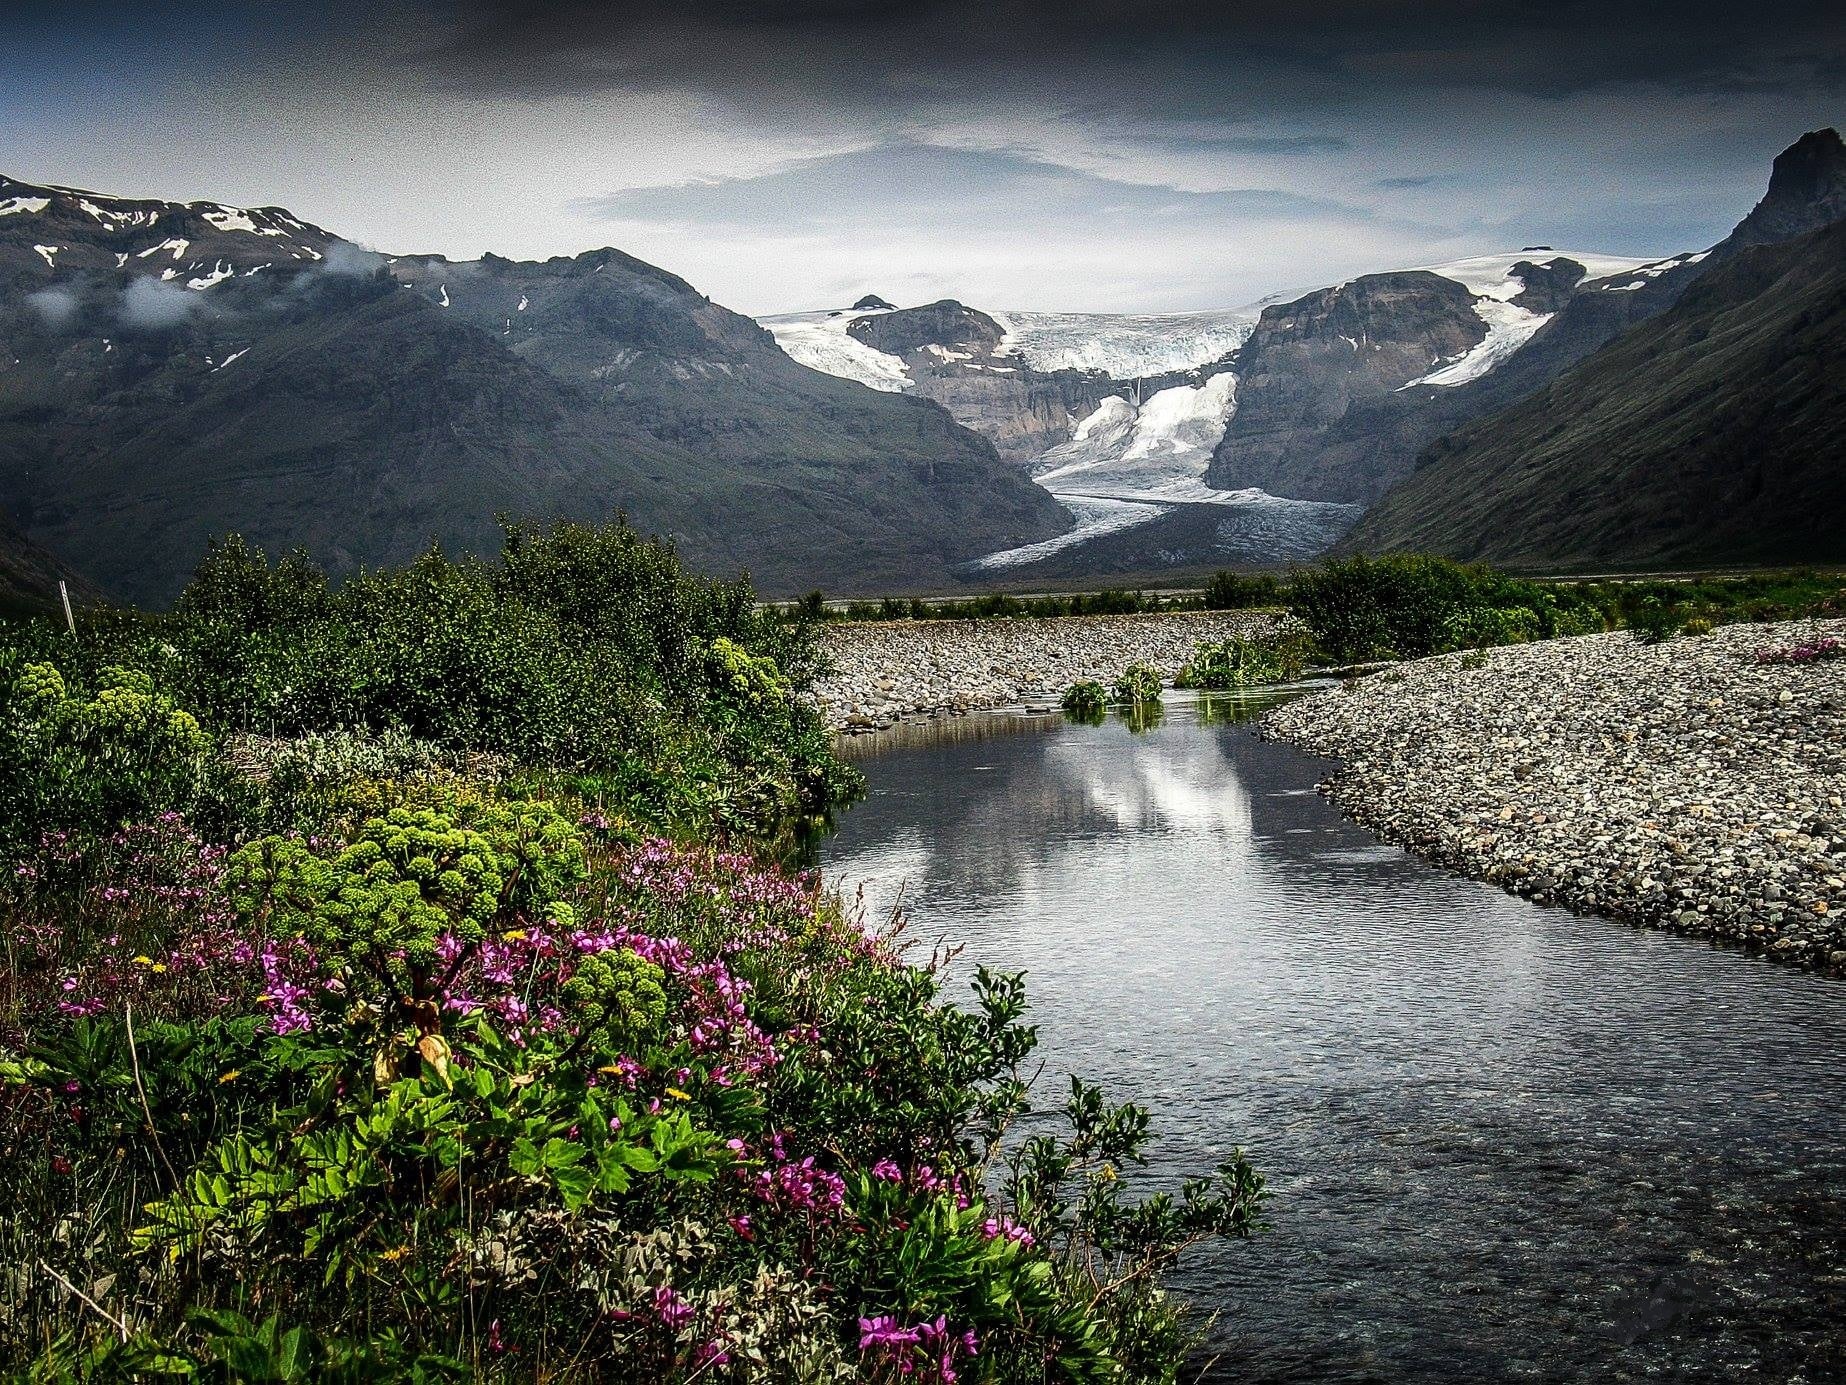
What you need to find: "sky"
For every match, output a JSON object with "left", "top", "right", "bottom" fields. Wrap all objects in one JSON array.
[{"left": 3, "top": 1, "right": 1842, "bottom": 313}]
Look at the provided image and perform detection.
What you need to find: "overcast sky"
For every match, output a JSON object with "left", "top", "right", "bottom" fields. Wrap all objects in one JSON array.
[{"left": 5, "top": 1, "right": 1842, "bottom": 312}]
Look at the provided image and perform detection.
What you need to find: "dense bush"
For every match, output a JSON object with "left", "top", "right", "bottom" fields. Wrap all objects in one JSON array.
[
  {"left": 0, "top": 522, "right": 855, "bottom": 843},
  {"left": 1284, "top": 555, "right": 1612, "bottom": 663},
  {"left": 812, "top": 589, "right": 1187, "bottom": 623},
  {"left": 1, "top": 522, "right": 1269, "bottom": 1381},
  {"left": 1201, "top": 572, "right": 1282, "bottom": 611},
  {"left": 1627, "top": 597, "right": 1685, "bottom": 644},
  {"left": 1174, "top": 632, "right": 1309, "bottom": 689}
]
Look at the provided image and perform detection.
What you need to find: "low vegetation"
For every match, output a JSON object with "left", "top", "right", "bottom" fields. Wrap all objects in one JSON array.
[
  {"left": 1, "top": 522, "right": 1268, "bottom": 1382},
  {"left": 1281, "top": 557, "right": 1844, "bottom": 665},
  {"left": 1174, "top": 632, "right": 1310, "bottom": 690},
  {"left": 1059, "top": 681, "right": 1108, "bottom": 720},
  {"left": 1110, "top": 665, "right": 1164, "bottom": 707}
]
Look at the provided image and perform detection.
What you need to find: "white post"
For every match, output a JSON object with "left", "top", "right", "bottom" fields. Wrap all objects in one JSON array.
[{"left": 59, "top": 580, "right": 74, "bottom": 636}]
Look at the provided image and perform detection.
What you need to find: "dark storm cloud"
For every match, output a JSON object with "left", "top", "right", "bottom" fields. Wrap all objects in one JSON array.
[{"left": 411, "top": 0, "right": 1846, "bottom": 113}]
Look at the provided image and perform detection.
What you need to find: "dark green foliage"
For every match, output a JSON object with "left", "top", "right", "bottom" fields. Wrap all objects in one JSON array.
[
  {"left": 1201, "top": 571, "right": 1283, "bottom": 610},
  {"left": 814, "top": 587, "right": 1189, "bottom": 623},
  {"left": 1175, "top": 632, "right": 1310, "bottom": 689},
  {"left": 0, "top": 519, "right": 859, "bottom": 838},
  {"left": 1060, "top": 680, "right": 1107, "bottom": 720},
  {"left": 1111, "top": 664, "right": 1164, "bottom": 706},
  {"left": 1627, "top": 597, "right": 1686, "bottom": 644},
  {"left": 1285, "top": 555, "right": 1614, "bottom": 663}
]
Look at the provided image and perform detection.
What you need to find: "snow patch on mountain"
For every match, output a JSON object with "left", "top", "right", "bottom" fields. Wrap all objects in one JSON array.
[
  {"left": 0, "top": 196, "right": 51, "bottom": 217},
  {"left": 1582, "top": 250, "right": 1711, "bottom": 291},
  {"left": 1403, "top": 297, "right": 1549, "bottom": 388},
  {"left": 759, "top": 308, "right": 912, "bottom": 392},
  {"left": 1416, "top": 250, "right": 1656, "bottom": 298},
  {"left": 201, "top": 206, "right": 260, "bottom": 234},
  {"left": 966, "top": 497, "right": 1170, "bottom": 572}
]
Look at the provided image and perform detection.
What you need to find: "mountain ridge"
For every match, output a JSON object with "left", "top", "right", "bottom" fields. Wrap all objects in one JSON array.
[
  {"left": 1338, "top": 217, "right": 1846, "bottom": 568},
  {"left": 0, "top": 177, "right": 1067, "bottom": 604}
]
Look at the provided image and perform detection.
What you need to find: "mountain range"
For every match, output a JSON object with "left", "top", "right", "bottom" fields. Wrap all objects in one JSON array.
[
  {"left": 769, "top": 128, "right": 1845, "bottom": 579},
  {"left": 1, "top": 128, "right": 1841, "bottom": 608},
  {"left": 0, "top": 179, "right": 1065, "bottom": 606}
]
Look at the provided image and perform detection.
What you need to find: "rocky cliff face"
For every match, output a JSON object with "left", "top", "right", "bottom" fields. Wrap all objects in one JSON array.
[
  {"left": 1341, "top": 217, "right": 1846, "bottom": 569},
  {"left": 1203, "top": 271, "right": 1487, "bottom": 503},
  {"left": 1725, "top": 128, "right": 1846, "bottom": 249},
  {"left": 841, "top": 299, "right": 1123, "bottom": 462},
  {"left": 1210, "top": 129, "right": 1846, "bottom": 509}
]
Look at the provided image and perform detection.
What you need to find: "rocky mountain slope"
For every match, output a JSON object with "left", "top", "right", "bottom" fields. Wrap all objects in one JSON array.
[
  {"left": 0, "top": 177, "right": 1065, "bottom": 605},
  {"left": 1209, "top": 129, "right": 1846, "bottom": 509},
  {"left": 1341, "top": 217, "right": 1846, "bottom": 567}
]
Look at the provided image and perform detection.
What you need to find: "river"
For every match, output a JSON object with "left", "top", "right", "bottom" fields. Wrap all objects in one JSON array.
[{"left": 817, "top": 692, "right": 1846, "bottom": 1382}]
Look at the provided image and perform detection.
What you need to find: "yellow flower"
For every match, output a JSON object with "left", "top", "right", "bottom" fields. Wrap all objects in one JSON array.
[
  {"left": 379, "top": 1244, "right": 411, "bottom": 1263},
  {"left": 665, "top": 1087, "right": 691, "bottom": 1101},
  {"left": 150, "top": 963, "right": 168, "bottom": 974},
  {"left": 132, "top": 955, "right": 154, "bottom": 966},
  {"left": 501, "top": 929, "right": 527, "bottom": 942},
  {"left": 218, "top": 1070, "right": 240, "bottom": 1085}
]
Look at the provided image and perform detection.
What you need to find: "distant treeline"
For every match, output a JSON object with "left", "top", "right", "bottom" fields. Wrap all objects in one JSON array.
[{"left": 789, "top": 560, "right": 1844, "bottom": 663}]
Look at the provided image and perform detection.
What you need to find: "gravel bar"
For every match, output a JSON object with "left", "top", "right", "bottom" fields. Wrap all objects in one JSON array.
[
  {"left": 1263, "top": 620, "right": 1846, "bottom": 973},
  {"left": 813, "top": 610, "right": 1283, "bottom": 731}
]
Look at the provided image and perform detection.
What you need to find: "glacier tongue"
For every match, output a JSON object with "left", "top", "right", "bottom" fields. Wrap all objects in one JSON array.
[{"left": 1034, "top": 374, "right": 1239, "bottom": 504}]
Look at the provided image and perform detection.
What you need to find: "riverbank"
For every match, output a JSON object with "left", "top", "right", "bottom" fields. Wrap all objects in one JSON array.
[
  {"left": 813, "top": 609, "right": 1283, "bottom": 730},
  {"left": 1263, "top": 620, "right": 1846, "bottom": 972}
]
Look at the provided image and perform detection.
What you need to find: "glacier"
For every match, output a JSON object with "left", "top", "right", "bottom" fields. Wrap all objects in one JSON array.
[
  {"left": 758, "top": 308, "right": 912, "bottom": 392},
  {"left": 992, "top": 309, "right": 1255, "bottom": 377}
]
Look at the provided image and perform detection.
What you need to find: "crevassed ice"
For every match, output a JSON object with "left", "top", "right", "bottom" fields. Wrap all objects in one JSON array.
[{"left": 993, "top": 309, "right": 1256, "bottom": 376}]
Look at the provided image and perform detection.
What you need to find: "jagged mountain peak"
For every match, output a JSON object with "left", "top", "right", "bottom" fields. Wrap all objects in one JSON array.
[{"left": 1726, "top": 127, "right": 1846, "bottom": 248}]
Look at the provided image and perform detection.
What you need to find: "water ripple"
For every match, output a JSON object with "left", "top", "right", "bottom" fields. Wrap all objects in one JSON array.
[{"left": 820, "top": 703, "right": 1846, "bottom": 1382}]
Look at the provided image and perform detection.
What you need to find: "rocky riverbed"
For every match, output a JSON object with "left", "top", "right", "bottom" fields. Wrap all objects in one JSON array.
[
  {"left": 1263, "top": 620, "right": 1846, "bottom": 972},
  {"left": 813, "top": 610, "right": 1282, "bottom": 731}
]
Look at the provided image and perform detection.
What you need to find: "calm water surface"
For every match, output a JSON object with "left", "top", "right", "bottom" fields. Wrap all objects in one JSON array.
[{"left": 818, "top": 694, "right": 1846, "bottom": 1383}]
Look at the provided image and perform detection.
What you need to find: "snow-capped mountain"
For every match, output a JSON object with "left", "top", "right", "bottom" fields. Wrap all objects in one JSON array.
[
  {"left": 1397, "top": 250, "right": 1655, "bottom": 388},
  {"left": 760, "top": 250, "right": 1675, "bottom": 570},
  {"left": 0, "top": 175, "right": 1064, "bottom": 604},
  {"left": 0, "top": 175, "right": 338, "bottom": 285}
]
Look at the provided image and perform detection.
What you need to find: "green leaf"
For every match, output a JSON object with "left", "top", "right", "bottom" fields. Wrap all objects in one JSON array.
[{"left": 507, "top": 1136, "right": 543, "bottom": 1177}]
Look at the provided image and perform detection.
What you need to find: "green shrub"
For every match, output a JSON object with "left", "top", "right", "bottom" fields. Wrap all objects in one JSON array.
[
  {"left": 1060, "top": 679, "right": 1107, "bottom": 719},
  {"left": 1175, "top": 632, "right": 1308, "bottom": 689},
  {"left": 0, "top": 520, "right": 858, "bottom": 837},
  {"left": 1286, "top": 555, "right": 1483, "bottom": 662},
  {"left": 1628, "top": 597, "right": 1685, "bottom": 644},
  {"left": 1202, "top": 571, "right": 1282, "bottom": 610},
  {"left": 0, "top": 661, "right": 219, "bottom": 843},
  {"left": 1111, "top": 663, "right": 1164, "bottom": 705}
]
